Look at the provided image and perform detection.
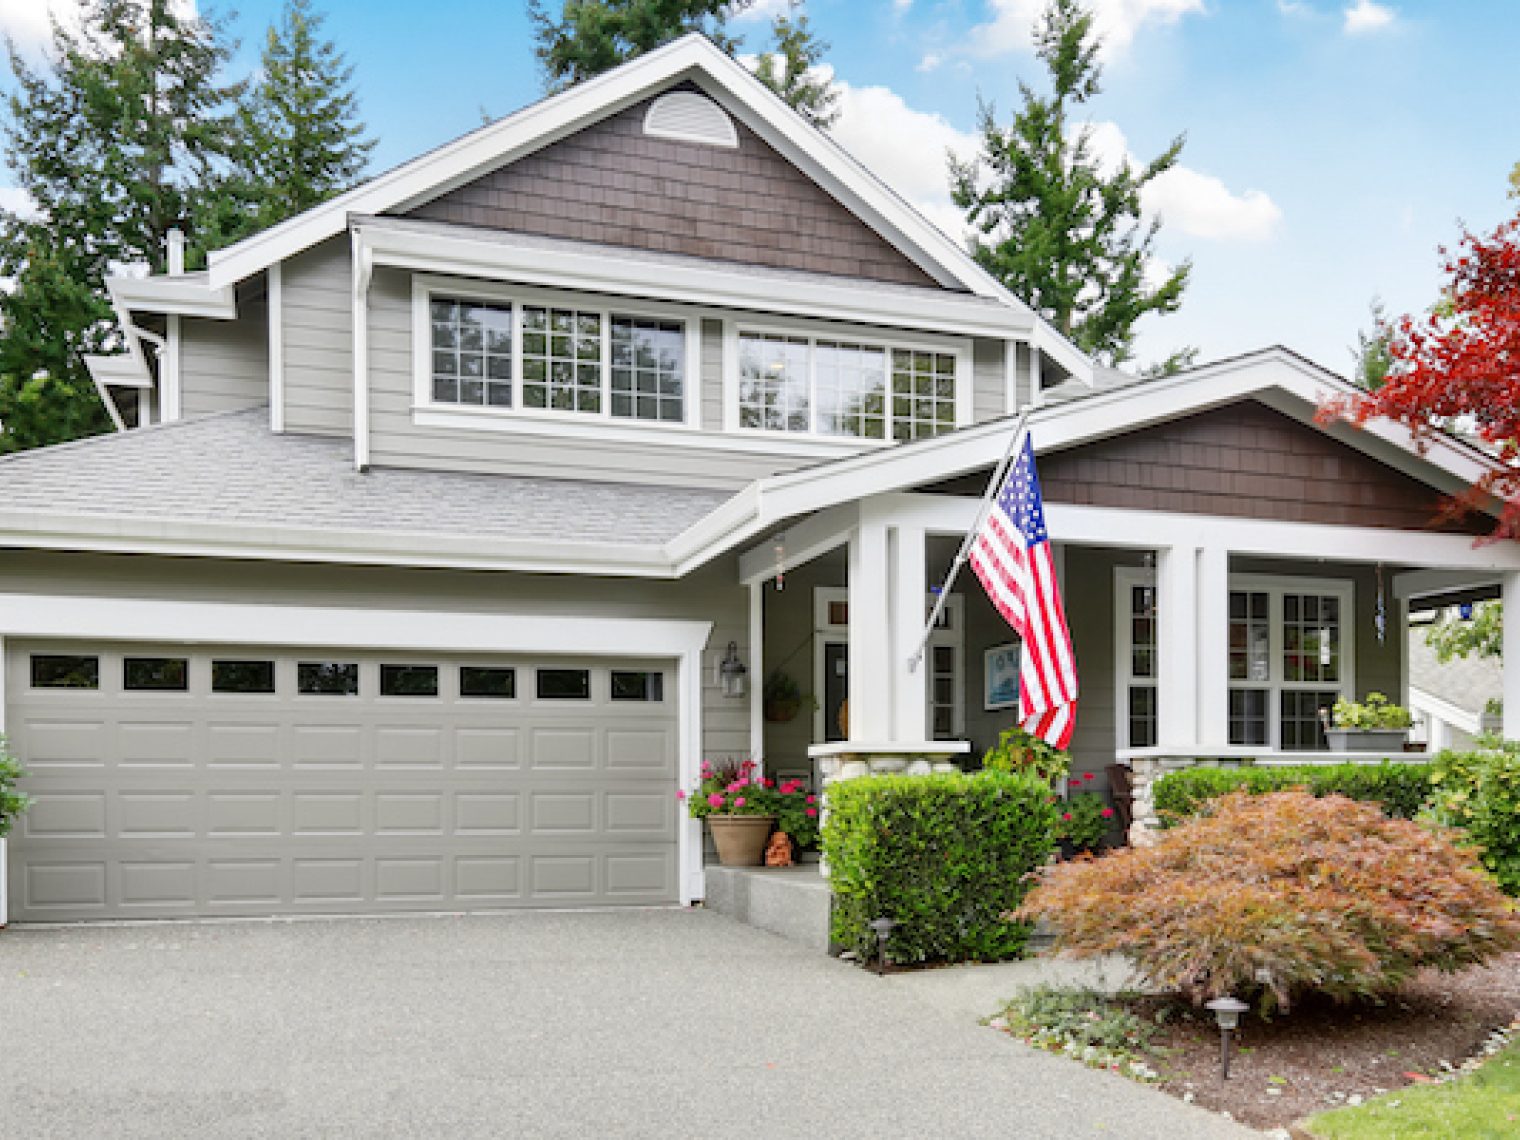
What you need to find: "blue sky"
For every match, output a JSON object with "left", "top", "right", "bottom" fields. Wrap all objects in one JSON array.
[{"left": 4, "top": 0, "right": 1517, "bottom": 374}]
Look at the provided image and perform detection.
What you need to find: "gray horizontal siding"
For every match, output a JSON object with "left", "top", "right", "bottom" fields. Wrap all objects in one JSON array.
[
  {"left": 0, "top": 549, "right": 750, "bottom": 762},
  {"left": 282, "top": 237, "right": 351, "bottom": 437},
  {"left": 972, "top": 338, "right": 1006, "bottom": 422},
  {"left": 180, "top": 297, "right": 268, "bottom": 417},
  {"left": 700, "top": 319, "right": 723, "bottom": 432}
]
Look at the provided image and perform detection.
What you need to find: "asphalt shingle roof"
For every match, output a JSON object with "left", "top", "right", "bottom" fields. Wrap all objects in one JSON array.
[{"left": 0, "top": 408, "right": 733, "bottom": 547}]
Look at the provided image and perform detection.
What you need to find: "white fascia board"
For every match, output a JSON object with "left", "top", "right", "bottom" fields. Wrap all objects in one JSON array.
[
  {"left": 108, "top": 274, "right": 237, "bottom": 320},
  {"left": 202, "top": 34, "right": 1030, "bottom": 309},
  {"left": 0, "top": 508, "right": 678, "bottom": 579},
  {"left": 357, "top": 221, "right": 1030, "bottom": 341},
  {"left": 1032, "top": 321, "right": 1095, "bottom": 386}
]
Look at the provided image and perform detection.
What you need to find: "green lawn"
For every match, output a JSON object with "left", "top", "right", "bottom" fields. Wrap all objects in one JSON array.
[{"left": 1306, "top": 1041, "right": 1520, "bottom": 1139}]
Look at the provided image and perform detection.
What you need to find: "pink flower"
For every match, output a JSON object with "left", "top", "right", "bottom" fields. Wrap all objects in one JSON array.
[
  {"left": 805, "top": 807, "right": 818, "bottom": 817},
  {"left": 726, "top": 782, "right": 741, "bottom": 793},
  {"left": 736, "top": 777, "right": 750, "bottom": 787},
  {"left": 805, "top": 795, "right": 816, "bottom": 805},
  {"left": 707, "top": 793, "right": 725, "bottom": 809},
  {"left": 1061, "top": 813, "right": 1073, "bottom": 822},
  {"left": 734, "top": 796, "right": 746, "bottom": 808},
  {"left": 676, "top": 789, "right": 687, "bottom": 800},
  {"left": 1100, "top": 808, "right": 1115, "bottom": 819}
]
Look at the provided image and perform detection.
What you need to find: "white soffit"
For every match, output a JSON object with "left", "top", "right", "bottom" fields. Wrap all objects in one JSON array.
[{"left": 643, "top": 91, "right": 737, "bottom": 148}]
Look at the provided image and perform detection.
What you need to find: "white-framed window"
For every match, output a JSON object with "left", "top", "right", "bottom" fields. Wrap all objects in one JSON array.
[
  {"left": 813, "top": 587, "right": 964, "bottom": 741},
  {"left": 729, "top": 319, "right": 971, "bottom": 442},
  {"left": 412, "top": 277, "right": 701, "bottom": 428},
  {"left": 1115, "top": 569, "right": 1355, "bottom": 752}
]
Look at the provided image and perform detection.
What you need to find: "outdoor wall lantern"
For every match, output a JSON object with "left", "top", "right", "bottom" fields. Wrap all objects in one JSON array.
[
  {"left": 719, "top": 641, "right": 748, "bottom": 699},
  {"left": 869, "top": 916, "right": 899, "bottom": 976},
  {"left": 1205, "top": 996, "right": 1249, "bottom": 1080}
]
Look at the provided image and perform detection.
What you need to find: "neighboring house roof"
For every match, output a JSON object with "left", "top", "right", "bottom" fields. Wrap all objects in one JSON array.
[
  {"left": 0, "top": 408, "right": 732, "bottom": 575},
  {"left": 1407, "top": 627, "right": 1502, "bottom": 718}
]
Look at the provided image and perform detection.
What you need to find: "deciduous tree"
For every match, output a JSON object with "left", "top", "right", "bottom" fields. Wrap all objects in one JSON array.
[
  {"left": 948, "top": 0, "right": 1190, "bottom": 366},
  {"left": 528, "top": 0, "right": 749, "bottom": 90}
]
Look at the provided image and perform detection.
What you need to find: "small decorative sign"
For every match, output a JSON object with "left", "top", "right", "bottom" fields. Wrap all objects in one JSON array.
[{"left": 984, "top": 643, "right": 1021, "bottom": 711}]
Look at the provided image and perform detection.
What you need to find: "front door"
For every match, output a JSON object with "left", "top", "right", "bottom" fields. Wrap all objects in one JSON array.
[{"left": 822, "top": 641, "right": 848, "bottom": 742}]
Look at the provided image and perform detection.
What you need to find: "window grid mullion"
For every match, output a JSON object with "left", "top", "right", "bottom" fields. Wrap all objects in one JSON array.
[
  {"left": 600, "top": 311, "right": 612, "bottom": 421},
  {"left": 511, "top": 302, "right": 524, "bottom": 410}
]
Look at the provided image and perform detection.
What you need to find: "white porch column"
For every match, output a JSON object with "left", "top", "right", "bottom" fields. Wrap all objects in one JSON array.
[
  {"left": 1156, "top": 544, "right": 1200, "bottom": 751},
  {"left": 1503, "top": 571, "right": 1520, "bottom": 742},
  {"left": 847, "top": 518, "right": 892, "bottom": 742},
  {"left": 889, "top": 524, "right": 928, "bottom": 742},
  {"left": 748, "top": 581, "right": 764, "bottom": 767},
  {"left": 1196, "top": 545, "right": 1230, "bottom": 750}
]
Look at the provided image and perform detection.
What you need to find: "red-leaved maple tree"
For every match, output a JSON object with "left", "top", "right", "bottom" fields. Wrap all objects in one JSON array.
[{"left": 1322, "top": 215, "right": 1520, "bottom": 539}]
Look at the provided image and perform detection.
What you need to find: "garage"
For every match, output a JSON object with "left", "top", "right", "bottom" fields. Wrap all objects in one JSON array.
[{"left": 4, "top": 641, "right": 680, "bottom": 921}]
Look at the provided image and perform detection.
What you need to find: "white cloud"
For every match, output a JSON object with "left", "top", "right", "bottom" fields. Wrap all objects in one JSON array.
[
  {"left": 969, "top": 0, "right": 1206, "bottom": 60},
  {"left": 1343, "top": 1, "right": 1396, "bottom": 35},
  {"left": 0, "top": 186, "right": 37, "bottom": 220},
  {"left": 1, "top": 0, "right": 198, "bottom": 45},
  {"left": 917, "top": 52, "right": 943, "bottom": 73},
  {"left": 733, "top": 0, "right": 793, "bottom": 23}
]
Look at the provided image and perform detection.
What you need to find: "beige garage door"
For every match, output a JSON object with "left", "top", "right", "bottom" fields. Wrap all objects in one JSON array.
[{"left": 4, "top": 642, "right": 679, "bottom": 921}]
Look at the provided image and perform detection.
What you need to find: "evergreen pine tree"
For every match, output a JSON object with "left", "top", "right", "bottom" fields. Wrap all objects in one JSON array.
[
  {"left": 211, "top": 0, "right": 375, "bottom": 245},
  {"left": 529, "top": 0, "right": 750, "bottom": 91},
  {"left": 0, "top": 0, "right": 243, "bottom": 451},
  {"left": 949, "top": 0, "right": 1190, "bottom": 366},
  {"left": 754, "top": 4, "right": 838, "bottom": 129}
]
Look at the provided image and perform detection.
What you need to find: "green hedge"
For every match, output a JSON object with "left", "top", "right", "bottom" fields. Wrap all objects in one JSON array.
[
  {"left": 1425, "top": 747, "right": 1520, "bottom": 896},
  {"left": 823, "top": 771, "right": 1057, "bottom": 965},
  {"left": 1152, "top": 761, "right": 1434, "bottom": 825}
]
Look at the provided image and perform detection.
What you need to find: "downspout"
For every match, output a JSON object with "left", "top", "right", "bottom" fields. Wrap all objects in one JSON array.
[{"left": 351, "top": 230, "right": 374, "bottom": 472}]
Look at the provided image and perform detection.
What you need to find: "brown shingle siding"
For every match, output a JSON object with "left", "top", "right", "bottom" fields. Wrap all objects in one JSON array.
[
  {"left": 1040, "top": 400, "right": 1490, "bottom": 535},
  {"left": 406, "top": 96, "right": 945, "bottom": 289}
]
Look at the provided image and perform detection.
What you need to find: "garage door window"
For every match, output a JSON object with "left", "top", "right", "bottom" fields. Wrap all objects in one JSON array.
[
  {"left": 537, "top": 668, "right": 590, "bottom": 700},
  {"left": 124, "top": 657, "right": 189, "bottom": 692},
  {"left": 611, "top": 671, "right": 663, "bottom": 702},
  {"left": 380, "top": 664, "right": 439, "bottom": 697},
  {"left": 460, "top": 666, "right": 516, "bottom": 699},
  {"left": 212, "top": 660, "right": 276, "bottom": 694},
  {"left": 298, "top": 661, "right": 359, "bottom": 695},
  {"left": 30, "top": 654, "right": 100, "bottom": 689}
]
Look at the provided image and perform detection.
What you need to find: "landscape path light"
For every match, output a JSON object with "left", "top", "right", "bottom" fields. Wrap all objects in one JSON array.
[
  {"left": 1205, "top": 996, "right": 1249, "bottom": 1080},
  {"left": 868, "top": 917, "right": 898, "bottom": 976}
]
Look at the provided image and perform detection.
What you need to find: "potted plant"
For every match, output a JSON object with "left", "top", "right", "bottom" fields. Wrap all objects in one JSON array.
[
  {"left": 763, "top": 670, "right": 805, "bottom": 723},
  {"left": 0, "top": 735, "right": 34, "bottom": 929},
  {"left": 1324, "top": 691, "right": 1414, "bottom": 752},
  {"left": 679, "top": 758, "right": 819, "bottom": 866},
  {"left": 981, "top": 726, "right": 1071, "bottom": 786},
  {"left": 1054, "top": 773, "right": 1115, "bottom": 859}
]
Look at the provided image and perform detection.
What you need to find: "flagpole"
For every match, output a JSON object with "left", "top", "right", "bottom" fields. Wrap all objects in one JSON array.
[{"left": 908, "top": 409, "right": 1033, "bottom": 673}]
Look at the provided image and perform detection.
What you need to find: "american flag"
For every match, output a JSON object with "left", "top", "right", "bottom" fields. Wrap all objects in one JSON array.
[{"left": 969, "top": 428, "right": 1079, "bottom": 748}]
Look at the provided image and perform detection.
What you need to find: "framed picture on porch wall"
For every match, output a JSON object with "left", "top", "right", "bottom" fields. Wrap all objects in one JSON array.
[{"left": 984, "top": 643, "right": 1021, "bottom": 711}]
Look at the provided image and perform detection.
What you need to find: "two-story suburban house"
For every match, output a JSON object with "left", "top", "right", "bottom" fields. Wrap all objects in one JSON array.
[{"left": 2, "top": 34, "right": 1518, "bottom": 924}]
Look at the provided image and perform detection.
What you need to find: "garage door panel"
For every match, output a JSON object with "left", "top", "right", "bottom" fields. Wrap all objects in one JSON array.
[{"left": 6, "top": 643, "right": 679, "bottom": 920}]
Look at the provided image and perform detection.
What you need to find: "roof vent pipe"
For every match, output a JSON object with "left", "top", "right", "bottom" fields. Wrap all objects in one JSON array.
[{"left": 167, "top": 227, "right": 185, "bottom": 276}]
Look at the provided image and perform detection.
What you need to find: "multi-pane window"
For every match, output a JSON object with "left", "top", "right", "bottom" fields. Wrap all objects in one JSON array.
[
  {"left": 890, "top": 349, "right": 957, "bottom": 440},
  {"left": 930, "top": 644, "right": 957, "bottom": 739},
  {"left": 738, "top": 333, "right": 811, "bottom": 432},
  {"left": 737, "top": 331, "right": 960, "bottom": 441},
  {"left": 430, "top": 299, "right": 513, "bottom": 407},
  {"left": 522, "top": 306, "right": 602, "bottom": 413},
  {"left": 1283, "top": 593, "right": 1341, "bottom": 684},
  {"left": 426, "top": 293, "right": 687, "bottom": 423},
  {"left": 1226, "top": 582, "right": 1351, "bottom": 751},
  {"left": 1124, "top": 582, "right": 1158, "bottom": 748},
  {"left": 611, "top": 318, "right": 684, "bottom": 423}
]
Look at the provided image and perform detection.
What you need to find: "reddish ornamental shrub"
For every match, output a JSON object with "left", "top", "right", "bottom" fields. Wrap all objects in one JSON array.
[{"left": 1016, "top": 790, "right": 1520, "bottom": 1012}]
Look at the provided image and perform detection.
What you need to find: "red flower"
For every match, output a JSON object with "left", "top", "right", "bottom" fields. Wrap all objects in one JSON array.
[
  {"left": 1061, "top": 813, "right": 1073, "bottom": 821},
  {"left": 1082, "top": 772, "right": 1096, "bottom": 782},
  {"left": 1100, "top": 808, "right": 1115, "bottom": 819},
  {"left": 805, "top": 795, "right": 817, "bottom": 804},
  {"left": 805, "top": 807, "right": 818, "bottom": 817}
]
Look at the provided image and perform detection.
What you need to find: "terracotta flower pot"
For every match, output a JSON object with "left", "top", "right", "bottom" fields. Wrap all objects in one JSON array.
[
  {"left": 708, "top": 815, "right": 777, "bottom": 867},
  {"left": 764, "top": 698, "right": 801, "bottom": 723}
]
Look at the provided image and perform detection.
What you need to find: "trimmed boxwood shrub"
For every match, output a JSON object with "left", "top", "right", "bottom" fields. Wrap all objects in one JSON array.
[
  {"left": 1152, "top": 761, "right": 1433, "bottom": 824},
  {"left": 824, "top": 771, "right": 1057, "bottom": 965}
]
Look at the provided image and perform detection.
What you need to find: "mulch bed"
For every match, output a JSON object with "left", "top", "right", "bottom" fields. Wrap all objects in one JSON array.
[{"left": 1129, "top": 952, "right": 1520, "bottom": 1131}]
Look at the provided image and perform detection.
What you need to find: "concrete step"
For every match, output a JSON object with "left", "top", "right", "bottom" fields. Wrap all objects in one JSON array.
[{"left": 703, "top": 865, "right": 833, "bottom": 954}]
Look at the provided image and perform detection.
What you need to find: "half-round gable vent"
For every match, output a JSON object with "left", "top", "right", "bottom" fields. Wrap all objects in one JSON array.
[{"left": 643, "top": 92, "right": 739, "bottom": 149}]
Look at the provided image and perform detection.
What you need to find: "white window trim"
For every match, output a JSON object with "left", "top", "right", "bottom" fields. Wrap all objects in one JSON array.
[
  {"left": 812, "top": 586, "right": 964, "bottom": 742},
  {"left": 1114, "top": 567, "right": 1356, "bottom": 754},
  {"left": 1113, "top": 566, "right": 1159, "bottom": 755},
  {"left": 411, "top": 275, "right": 703, "bottom": 431},
  {"left": 724, "top": 315, "right": 972, "bottom": 441}
]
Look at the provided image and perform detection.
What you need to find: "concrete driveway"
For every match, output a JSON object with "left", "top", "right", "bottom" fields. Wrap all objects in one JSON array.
[{"left": 1, "top": 909, "right": 1258, "bottom": 1139}]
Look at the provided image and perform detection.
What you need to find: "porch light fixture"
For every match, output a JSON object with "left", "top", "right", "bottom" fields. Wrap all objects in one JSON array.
[
  {"left": 1205, "top": 997, "right": 1249, "bottom": 1080},
  {"left": 718, "top": 641, "right": 748, "bottom": 699},
  {"left": 869, "top": 916, "right": 898, "bottom": 976}
]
